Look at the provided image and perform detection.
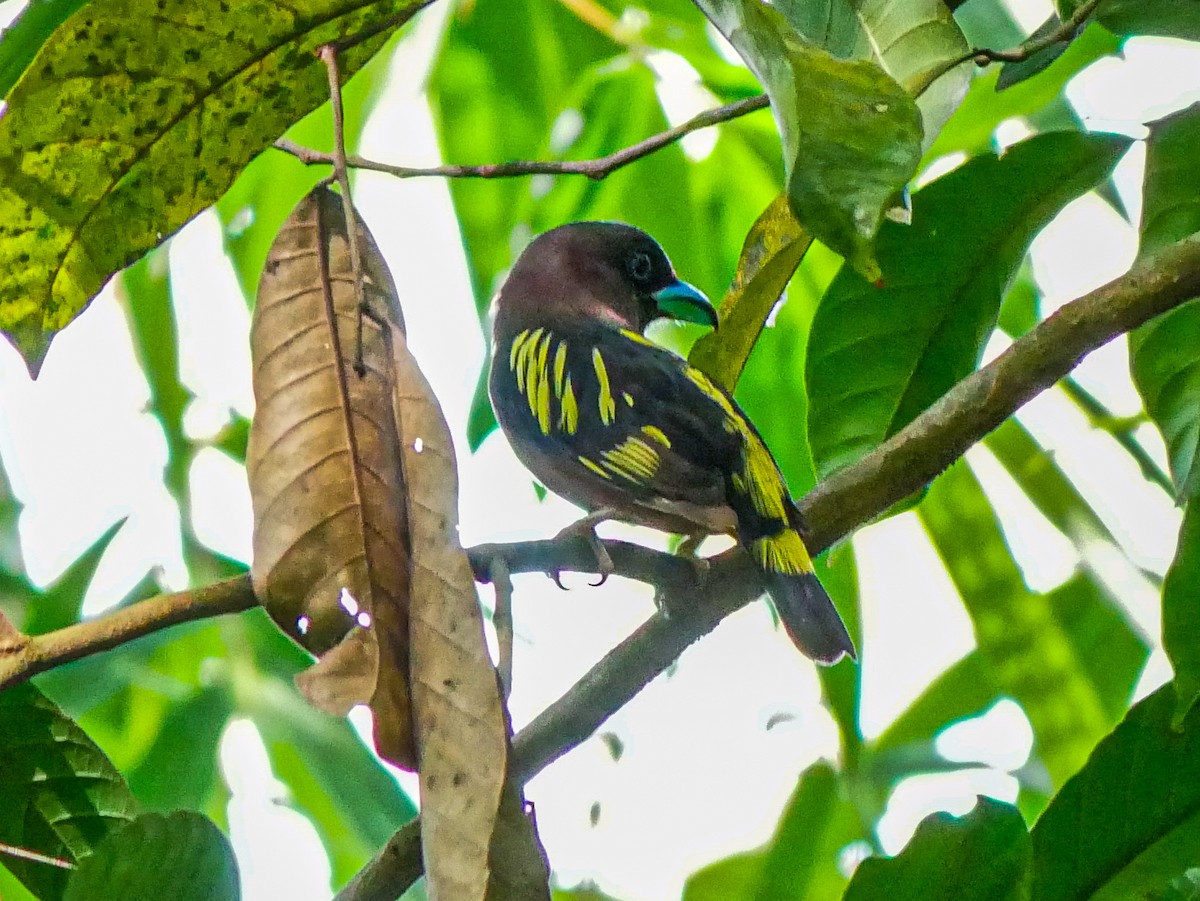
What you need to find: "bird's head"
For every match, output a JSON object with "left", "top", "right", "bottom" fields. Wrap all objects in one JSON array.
[{"left": 494, "top": 222, "right": 717, "bottom": 334}]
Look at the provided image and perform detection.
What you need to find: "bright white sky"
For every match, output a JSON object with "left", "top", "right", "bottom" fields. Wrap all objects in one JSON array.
[{"left": 2, "top": 1, "right": 1200, "bottom": 899}]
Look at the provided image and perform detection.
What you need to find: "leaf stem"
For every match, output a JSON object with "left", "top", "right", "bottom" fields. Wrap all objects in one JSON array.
[{"left": 317, "top": 44, "right": 371, "bottom": 377}]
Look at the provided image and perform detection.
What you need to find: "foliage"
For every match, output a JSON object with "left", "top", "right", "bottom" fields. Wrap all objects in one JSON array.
[{"left": 0, "top": 0, "right": 1198, "bottom": 899}]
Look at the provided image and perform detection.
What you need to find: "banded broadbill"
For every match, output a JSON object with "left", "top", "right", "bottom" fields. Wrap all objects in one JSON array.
[{"left": 489, "top": 222, "right": 854, "bottom": 664}]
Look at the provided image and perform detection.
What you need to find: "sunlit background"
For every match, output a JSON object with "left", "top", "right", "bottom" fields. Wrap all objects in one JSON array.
[{"left": 2, "top": 0, "right": 1199, "bottom": 898}]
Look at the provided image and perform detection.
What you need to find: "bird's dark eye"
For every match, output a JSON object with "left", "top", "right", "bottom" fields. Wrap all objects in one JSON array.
[{"left": 627, "top": 250, "right": 653, "bottom": 283}]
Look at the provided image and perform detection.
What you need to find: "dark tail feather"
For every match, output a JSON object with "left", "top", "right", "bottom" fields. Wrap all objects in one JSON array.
[{"left": 762, "top": 569, "right": 856, "bottom": 665}]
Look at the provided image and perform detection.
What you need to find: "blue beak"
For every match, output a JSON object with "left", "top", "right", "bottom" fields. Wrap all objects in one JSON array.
[{"left": 652, "top": 280, "right": 717, "bottom": 329}]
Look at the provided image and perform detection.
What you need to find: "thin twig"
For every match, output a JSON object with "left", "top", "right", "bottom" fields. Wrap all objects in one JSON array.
[
  {"left": 335, "top": 234, "right": 1200, "bottom": 901},
  {"left": 318, "top": 44, "right": 371, "bottom": 377},
  {"left": 915, "top": 0, "right": 1104, "bottom": 96},
  {"left": 491, "top": 555, "right": 514, "bottom": 702},
  {"left": 274, "top": 94, "right": 770, "bottom": 183},
  {"left": 0, "top": 842, "right": 74, "bottom": 870}
]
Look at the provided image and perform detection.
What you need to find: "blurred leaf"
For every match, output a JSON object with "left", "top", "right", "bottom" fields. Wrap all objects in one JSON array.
[
  {"left": 62, "top": 811, "right": 238, "bottom": 901},
  {"left": 684, "top": 763, "right": 862, "bottom": 901},
  {"left": 126, "top": 684, "right": 235, "bottom": 812},
  {"left": 0, "top": 0, "right": 90, "bottom": 99},
  {"left": 697, "top": 0, "right": 923, "bottom": 279},
  {"left": 429, "top": 0, "right": 620, "bottom": 308},
  {"left": 919, "top": 463, "right": 1147, "bottom": 786},
  {"left": 689, "top": 194, "right": 812, "bottom": 391},
  {"left": 815, "top": 547, "right": 864, "bottom": 766},
  {"left": 0, "top": 683, "right": 136, "bottom": 900},
  {"left": 926, "top": 24, "right": 1121, "bottom": 160},
  {"left": 996, "top": 16, "right": 1075, "bottom": 91},
  {"left": 1097, "top": 0, "right": 1200, "bottom": 38},
  {"left": 997, "top": 260, "right": 1040, "bottom": 337},
  {"left": 1140, "top": 104, "right": 1200, "bottom": 258},
  {"left": 1163, "top": 503, "right": 1200, "bottom": 725},
  {"left": 249, "top": 669, "right": 418, "bottom": 886},
  {"left": 873, "top": 652, "right": 998, "bottom": 756},
  {"left": 983, "top": 418, "right": 1115, "bottom": 545},
  {"left": 807, "top": 131, "right": 1128, "bottom": 480},
  {"left": 0, "top": 864, "right": 38, "bottom": 901},
  {"left": 844, "top": 798, "right": 1031, "bottom": 901},
  {"left": 22, "top": 518, "right": 124, "bottom": 636},
  {"left": 1030, "top": 684, "right": 1200, "bottom": 900},
  {"left": 0, "top": 0, "right": 426, "bottom": 371}
]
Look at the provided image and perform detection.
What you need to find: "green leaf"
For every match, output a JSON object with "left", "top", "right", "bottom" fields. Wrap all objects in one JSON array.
[
  {"left": 0, "top": 683, "right": 136, "bottom": 900},
  {"left": 919, "top": 463, "right": 1147, "bottom": 786},
  {"left": 844, "top": 798, "right": 1031, "bottom": 901},
  {"left": 927, "top": 24, "right": 1121, "bottom": 160},
  {"left": 1031, "top": 684, "right": 1200, "bottom": 900},
  {"left": 22, "top": 518, "right": 125, "bottom": 636},
  {"left": 873, "top": 652, "right": 999, "bottom": 756},
  {"left": 806, "top": 131, "right": 1128, "bottom": 480},
  {"left": 697, "top": 0, "right": 923, "bottom": 279},
  {"left": 683, "top": 763, "right": 862, "bottom": 901},
  {"left": 126, "top": 684, "right": 235, "bottom": 812},
  {"left": 63, "top": 811, "right": 239, "bottom": 901},
  {"left": 0, "top": 0, "right": 426, "bottom": 371},
  {"left": 1141, "top": 105, "right": 1200, "bottom": 257},
  {"left": 1097, "top": 0, "right": 1200, "bottom": 39},
  {"left": 0, "top": 0, "right": 90, "bottom": 99},
  {"left": 996, "top": 15, "right": 1075, "bottom": 92},
  {"left": 689, "top": 194, "right": 812, "bottom": 391},
  {"left": 1164, "top": 503, "right": 1200, "bottom": 725}
]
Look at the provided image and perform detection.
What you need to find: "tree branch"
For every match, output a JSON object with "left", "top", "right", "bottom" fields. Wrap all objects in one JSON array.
[
  {"left": 969, "top": 0, "right": 1103, "bottom": 66},
  {"left": 0, "top": 576, "right": 258, "bottom": 691},
  {"left": 336, "top": 236, "right": 1200, "bottom": 901},
  {"left": 273, "top": 94, "right": 769, "bottom": 183}
]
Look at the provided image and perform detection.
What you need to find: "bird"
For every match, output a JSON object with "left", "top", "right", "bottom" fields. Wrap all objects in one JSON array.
[{"left": 488, "top": 221, "right": 855, "bottom": 665}]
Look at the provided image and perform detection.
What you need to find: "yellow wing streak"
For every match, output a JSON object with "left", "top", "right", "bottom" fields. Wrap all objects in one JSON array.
[
  {"left": 641, "top": 425, "right": 671, "bottom": 448},
  {"left": 559, "top": 375, "right": 579, "bottom": 434},
  {"left": 534, "top": 333, "right": 552, "bottom": 434},
  {"left": 553, "top": 340, "right": 568, "bottom": 397},
  {"left": 685, "top": 368, "right": 788, "bottom": 520},
  {"left": 509, "top": 328, "right": 530, "bottom": 373},
  {"left": 601, "top": 437, "right": 659, "bottom": 481},
  {"left": 752, "top": 530, "right": 814, "bottom": 575},
  {"left": 593, "top": 348, "right": 617, "bottom": 425},
  {"left": 620, "top": 328, "right": 658, "bottom": 348},
  {"left": 579, "top": 455, "right": 610, "bottom": 479}
]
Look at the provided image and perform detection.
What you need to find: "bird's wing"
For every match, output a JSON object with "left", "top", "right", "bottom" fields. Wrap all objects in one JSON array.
[{"left": 491, "top": 325, "right": 742, "bottom": 525}]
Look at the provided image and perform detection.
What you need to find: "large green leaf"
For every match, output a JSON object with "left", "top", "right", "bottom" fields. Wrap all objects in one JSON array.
[
  {"left": 844, "top": 798, "right": 1031, "bottom": 901},
  {"left": 1130, "top": 105, "right": 1200, "bottom": 501},
  {"left": 919, "top": 463, "right": 1147, "bottom": 786},
  {"left": 0, "top": 0, "right": 427, "bottom": 371},
  {"left": 1031, "top": 684, "right": 1200, "bottom": 900},
  {"left": 0, "top": 683, "right": 136, "bottom": 900},
  {"left": 0, "top": 0, "right": 90, "bottom": 99},
  {"left": 806, "top": 132, "right": 1128, "bottom": 480},
  {"left": 695, "top": 0, "right": 926, "bottom": 279},
  {"left": 62, "top": 811, "right": 239, "bottom": 901},
  {"left": 1164, "top": 503, "right": 1200, "bottom": 725},
  {"left": 1096, "top": 0, "right": 1200, "bottom": 39}
]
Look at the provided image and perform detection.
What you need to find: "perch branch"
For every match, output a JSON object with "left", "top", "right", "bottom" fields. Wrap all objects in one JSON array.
[
  {"left": 969, "top": 0, "right": 1104, "bottom": 66},
  {"left": 335, "top": 235, "right": 1200, "bottom": 901},
  {"left": 273, "top": 94, "right": 769, "bottom": 183}
]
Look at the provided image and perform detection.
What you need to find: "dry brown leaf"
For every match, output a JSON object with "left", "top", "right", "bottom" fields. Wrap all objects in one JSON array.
[
  {"left": 391, "top": 324, "right": 508, "bottom": 901},
  {"left": 246, "top": 185, "right": 416, "bottom": 766},
  {"left": 486, "top": 782, "right": 551, "bottom": 901}
]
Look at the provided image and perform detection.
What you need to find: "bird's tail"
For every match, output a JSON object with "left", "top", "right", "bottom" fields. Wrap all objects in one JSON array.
[{"left": 748, "top": 529, "right": 856, "bottom": 665}]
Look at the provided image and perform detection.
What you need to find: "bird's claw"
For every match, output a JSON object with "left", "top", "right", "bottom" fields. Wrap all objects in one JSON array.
[{"left": 553, "top": 508, "right": 617, "bottom": 587}]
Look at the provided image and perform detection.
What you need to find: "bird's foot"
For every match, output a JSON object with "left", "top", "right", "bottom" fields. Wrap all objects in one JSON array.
[
  {"left": 550, "top": 508, "right": 618, "bottom": 588},
  {"left": 675, "top": 532, "right": 712, "bottom": 583}
]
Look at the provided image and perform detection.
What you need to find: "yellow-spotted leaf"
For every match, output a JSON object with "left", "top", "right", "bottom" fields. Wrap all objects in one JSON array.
[{"left": 0, "top": 0, "right": 428, "bottom": 372}]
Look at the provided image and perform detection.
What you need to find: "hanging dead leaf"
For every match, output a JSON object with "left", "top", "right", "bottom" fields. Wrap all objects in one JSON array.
[
  {"left": 391, "top": 324, "right": 508, "bottom": 901},
  {"left": 486, "top": 782, "right": 551, "bottom": 900},
  {"left": 246, "top": 185, "right": 416, "bottom": 766}
]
